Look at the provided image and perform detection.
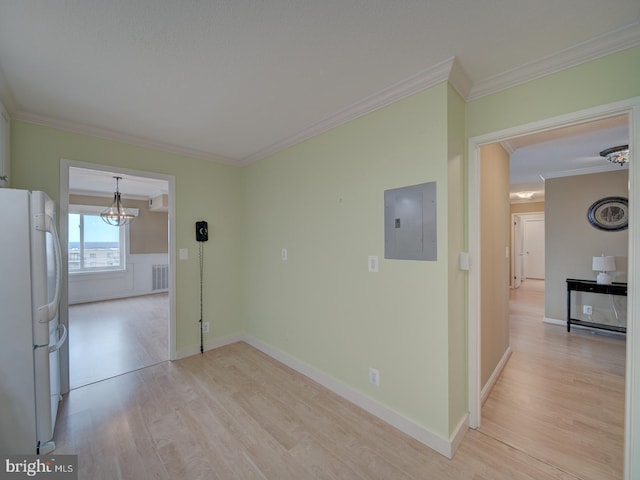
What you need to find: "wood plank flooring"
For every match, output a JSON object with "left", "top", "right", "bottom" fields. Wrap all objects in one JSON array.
[
  {"left": 53, "top": 280, "right": 625, "bottom": 479},
  {"left": 68, "top": 293, "right": 169, "bottom": 388},
  {"left": 480, "top": 279, "right": 625, "bottom": 480},
  {"left": 55, "top": 345, "right": 577, "bottom": 479}
]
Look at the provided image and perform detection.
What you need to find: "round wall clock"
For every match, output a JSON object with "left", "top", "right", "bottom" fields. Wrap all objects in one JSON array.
[{"left": 587, "top": 196, "right": 628, "bottom": 231}]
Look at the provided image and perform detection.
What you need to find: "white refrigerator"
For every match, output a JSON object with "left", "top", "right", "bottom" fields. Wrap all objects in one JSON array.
[{"left": 0, "top": 188, "right": 66, "bottom": 454}]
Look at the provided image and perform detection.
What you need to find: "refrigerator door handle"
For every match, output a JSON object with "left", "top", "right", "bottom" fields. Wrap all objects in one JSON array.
[
  {"left": 35, "top": 213, "right": 62, "bottom": 324},
  {"left": 48, "top": 324, "right": 67, "bottom": 354}
]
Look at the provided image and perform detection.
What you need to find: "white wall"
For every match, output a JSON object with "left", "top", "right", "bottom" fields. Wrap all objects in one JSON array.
[{"left": 68, "top": 253, "right": 168, "bottom": 304}]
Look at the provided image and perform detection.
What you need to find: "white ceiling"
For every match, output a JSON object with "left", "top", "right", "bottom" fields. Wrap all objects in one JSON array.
[
  {"left": 69, "top": 167, "right": 168, "bottom": 199},
  {"left": 506, "top": 115, "right": 629, "bottom": 202},
  {"left": 0, "top": 1, "right": 638, "bottom": 196}
]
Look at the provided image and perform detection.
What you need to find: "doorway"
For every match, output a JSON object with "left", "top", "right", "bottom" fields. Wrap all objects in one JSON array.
[
  {"left": 467, "top": 98, "right": 639, "bottom": 478},
  {"left": 58, "top": 160, "right": 176, "bottom": 391},
  {"left": 512, "top": 212, "right": 545, "bottom": 287}
]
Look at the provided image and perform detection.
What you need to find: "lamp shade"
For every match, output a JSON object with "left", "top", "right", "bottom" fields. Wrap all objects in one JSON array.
[{"left": 592, "top": 255, "right": 616, "bottom": 272}]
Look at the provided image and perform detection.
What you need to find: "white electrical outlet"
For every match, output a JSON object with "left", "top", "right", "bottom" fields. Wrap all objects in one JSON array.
[
  {"left": 369, "top": 367, "right": 380, "bottom": 387},
  {"left": 583, "top": 305, "right": 593, "bottom": 315},
  {"left": 281, "top": 248, "right": 288, "bottom": 261},
  {"left": 202, "top": 322, "right": 210, "bottom": 333}
]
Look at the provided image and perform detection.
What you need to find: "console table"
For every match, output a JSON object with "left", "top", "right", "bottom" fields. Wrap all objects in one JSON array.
[{"left": 566, "top": 278, "right": 627, "bottom": 333}]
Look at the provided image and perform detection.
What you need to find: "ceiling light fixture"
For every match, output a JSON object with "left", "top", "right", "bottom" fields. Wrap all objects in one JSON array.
[
  {"left": 101, "top": 176, "right": 135, "bottom": 226},
  {"left": 515, "top": 191, "right": 535, "bottom": 199},
  {"left": 600, "top": 144, "right": 629, "bottom": 166}
]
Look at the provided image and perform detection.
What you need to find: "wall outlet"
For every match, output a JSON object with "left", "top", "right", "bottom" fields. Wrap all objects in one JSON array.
[
  {"left": 583, "top": 305, "right": 593, "bottom": 315},
  {"left": 202, "top": 321, "right": 210, "bottom": 333},
  {"left": 281, "top": 248, "right": 288, "bottom": 261},
  {"left": 369, "top": 367, "right": 380, "bottom": 387}
]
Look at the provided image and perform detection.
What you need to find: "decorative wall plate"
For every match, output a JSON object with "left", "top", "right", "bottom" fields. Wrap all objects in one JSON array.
[{"left": 587, "top": 196, "right": 628, "bottom": 231}]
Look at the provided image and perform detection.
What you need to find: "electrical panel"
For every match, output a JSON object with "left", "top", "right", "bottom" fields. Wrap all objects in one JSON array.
[{"left": 384, "top": 181, "right": 437, "bottom": 261}]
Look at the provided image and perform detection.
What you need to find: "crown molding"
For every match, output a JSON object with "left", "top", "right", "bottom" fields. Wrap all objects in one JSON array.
[
  {"left": 448, "top": 57, "right": 473, "bottom": 100},
  {"left": 7, "top": 20, "right": 640, "bottom": 168},
  {"left": 11, "top": 110, "right": 239, "bottom": 166},
  {"left": 541, "top": 163, "right": 628, "bottom": 180},
  {"left": 500, "top": 140, "right": 515, "bottom": 155},
  {"left": 240, "top": 57, "right": 459, "bottom": 165},
  {"left": 468, "top": 20, "right": 640, "bottom": 101}
]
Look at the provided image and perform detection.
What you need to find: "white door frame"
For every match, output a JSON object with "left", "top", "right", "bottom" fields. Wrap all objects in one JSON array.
[
  {"left": 58, "top": 159, "right": 177, "bottom": 393},
  {"left": 511, "top": 212, "right": 544, "bottom": 287},
  {"left": 467, "top": 97, "right": 640, "bottom": 479}
]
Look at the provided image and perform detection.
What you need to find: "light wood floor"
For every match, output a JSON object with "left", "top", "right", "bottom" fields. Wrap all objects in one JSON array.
[
  {"left": 55, "top": 342, "right": 586, "bottom": 480},
  {"left": 53, "top": 281, "right": 625, "bottom": 479},
  {"left": 68, "top": 293, "right": 169, "bottom": 388},
  {"left": 481, "top": 279, "right": 626, "bottom": 480}
]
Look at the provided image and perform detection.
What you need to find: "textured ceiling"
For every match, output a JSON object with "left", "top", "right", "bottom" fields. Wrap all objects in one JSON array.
[
  {"left": 506, "top": 115, "right": 629, "bottom": 202},
  {"left": 0, "top": 1, "right": 639, "bottom": 166}
]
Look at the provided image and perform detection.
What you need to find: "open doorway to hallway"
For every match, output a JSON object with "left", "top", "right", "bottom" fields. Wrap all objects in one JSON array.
[{"left": 474, "top": 112, "right": 629, "bottom": 480}]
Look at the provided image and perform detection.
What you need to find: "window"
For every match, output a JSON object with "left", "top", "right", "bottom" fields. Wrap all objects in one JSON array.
[{"left": 68, "top": 205, "right": 127, "bottom": 272}]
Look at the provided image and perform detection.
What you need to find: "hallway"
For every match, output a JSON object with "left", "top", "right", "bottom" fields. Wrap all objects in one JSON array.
[{"left": 480, "top": 279, "right": 626, "bottom": 480}]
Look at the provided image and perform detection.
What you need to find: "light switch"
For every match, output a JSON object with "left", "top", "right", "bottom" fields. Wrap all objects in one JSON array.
[
  {"left": 459, "top": 252, "right": 469, "bottom": 271},
  {"left": 368, "top": 255, "right": 379, "bottom": 272},
  {"left": 179, "top": 248, "right": 188, "bottom": 260}
]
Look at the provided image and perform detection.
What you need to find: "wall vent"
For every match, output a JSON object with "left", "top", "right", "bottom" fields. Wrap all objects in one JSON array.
[{"left": 152, "top": 264, "right": 169, "bottom": 290}]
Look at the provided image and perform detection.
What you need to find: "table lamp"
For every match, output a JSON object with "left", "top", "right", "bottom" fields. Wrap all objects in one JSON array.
[{"left": 592, "top": 255, "right": 616, "bottom": 284}]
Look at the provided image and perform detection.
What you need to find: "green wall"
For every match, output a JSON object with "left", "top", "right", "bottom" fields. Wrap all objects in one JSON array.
[
  {"left": 467, "top": 46, "right": 640, "bottom": 138},
  {"left": 242, "top": 82, "right": 460, "bottom": 438},
  {"left": 446, "top": 84, "right": 467, "bottom": 433},
  {"left": 10, "top": 122, "right": 244, "bottom": 353}
]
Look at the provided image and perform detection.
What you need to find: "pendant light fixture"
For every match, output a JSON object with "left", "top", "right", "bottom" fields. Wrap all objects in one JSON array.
[
  {"left": 101, "top": 176, "right": 135, "bottom": 226},
  {"left": 600, "top": 144, "right": 629, "bottom": 166}
]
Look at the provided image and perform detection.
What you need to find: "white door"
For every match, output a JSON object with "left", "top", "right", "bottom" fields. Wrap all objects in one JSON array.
[
  {"left": 523, "top": 215, "right": 545, "bottom": 279},
  {"left": 513, "top": 215, "right": 524, "bottom": 288}
]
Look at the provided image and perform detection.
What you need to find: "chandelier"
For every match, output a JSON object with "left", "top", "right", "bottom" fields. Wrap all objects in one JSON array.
[
  {"left": 100, "top": 176, "right": 135, "bottom": 226},
  {"left": 599, "top": 145, "right": 629, "bottom": 166}
]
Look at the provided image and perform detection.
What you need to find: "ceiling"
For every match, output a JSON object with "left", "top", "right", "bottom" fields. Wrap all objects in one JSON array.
[
  {"left": 505, "top": 115, "right": 629, "bottom": 202},
  {"left": 1, "top": 1, "right": 638, "bottom": 196},
  {"left": 69, "top": 167, "right": 168, "bottom": 199}
]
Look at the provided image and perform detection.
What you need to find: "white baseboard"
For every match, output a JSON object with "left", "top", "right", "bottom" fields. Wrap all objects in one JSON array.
[
  {"left": 175, "top": 333, "right": 468, "bottom": 458},
  {"left": 174, "top": 333, "right": 245, "bottom": 360},
  {"left": 242, "top": 335, "right": 460, "bottom": 459},
  {"left": 450, "top": 413, "right": 469, "bottom": 455},
  {"left": 481, "top": 346, "right": 512, "bottom": 405},
  {"left": 543, "top": 316, "right": 566, "bottom": 326}
]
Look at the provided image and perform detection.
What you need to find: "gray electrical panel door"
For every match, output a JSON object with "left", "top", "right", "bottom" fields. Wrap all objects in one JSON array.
[{"left": 384, "top": 182, "right": 437, "bottom": 261}]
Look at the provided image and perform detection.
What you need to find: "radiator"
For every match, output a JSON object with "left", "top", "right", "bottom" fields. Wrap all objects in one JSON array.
[{"left": 152, "top": 264, "right": 169, "bottom": 290}]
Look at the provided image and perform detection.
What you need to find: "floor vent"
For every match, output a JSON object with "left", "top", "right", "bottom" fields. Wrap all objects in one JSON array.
[{"left": 152, "top": 264, "right": 169, "bottom": 290}]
